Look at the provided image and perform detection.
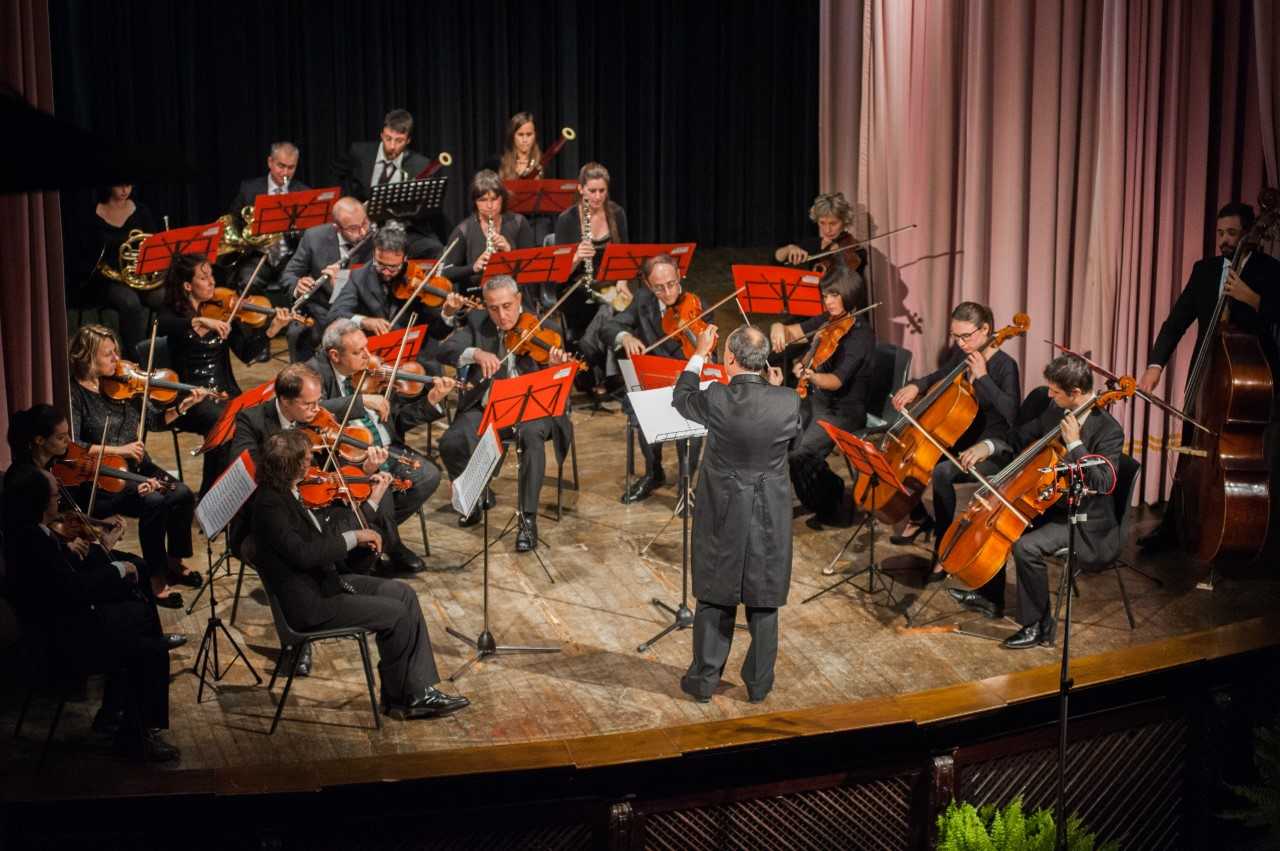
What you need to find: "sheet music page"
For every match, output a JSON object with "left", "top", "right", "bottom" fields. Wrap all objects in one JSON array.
[
  {"left": 195, "top": 451, "right": 258, "bottom": 538},
  {"left": 627, "top": 383, "right": 713, "bottom": 444},
  {"left": 452, "top": 425, "right": 502, "bottom": 517}
]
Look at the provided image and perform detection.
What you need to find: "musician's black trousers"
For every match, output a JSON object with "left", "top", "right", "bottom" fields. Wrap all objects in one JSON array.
[
  {"left": 89, "top": 462, "right": 195, "bottom": 580},
  {"left": 681, "top": 602, "right": 778, "bottom": 702}
]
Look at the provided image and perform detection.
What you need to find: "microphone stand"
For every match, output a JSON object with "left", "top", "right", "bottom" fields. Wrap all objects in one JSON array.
[{"left": 1052, "top": 465, "right": 1090, "bottom": 850}]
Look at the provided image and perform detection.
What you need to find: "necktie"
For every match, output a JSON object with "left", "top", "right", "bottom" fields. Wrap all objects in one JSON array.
[{"left": 379, "top": 160, "right": 396, "bottom": 185}]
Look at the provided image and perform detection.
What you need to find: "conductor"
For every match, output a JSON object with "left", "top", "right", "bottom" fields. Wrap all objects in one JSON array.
[{"left": 672, "top": 324, "right": 800, "bottom": 705}]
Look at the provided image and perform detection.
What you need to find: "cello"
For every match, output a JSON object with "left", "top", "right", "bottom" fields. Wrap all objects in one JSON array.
[
  {"left": 855, "top": 314, "right": 1030, "bottom": 523},
  {"left": 1171, "top": 189, "right": 1278, "bottom": 562},
  {"left": 934, "top": 378, "right": 1135, "bottom": 589}
]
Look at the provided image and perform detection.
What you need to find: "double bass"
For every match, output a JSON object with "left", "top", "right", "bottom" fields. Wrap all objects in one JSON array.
[
  {"left": 937, "top": 379, "right": 1135, "bottom": 589},
  {"left": 1173, "top": 189, "right": 1278, "bottom": 562},
  {"left": 855, "top": 314, "right": 1030, "bottom": 522}
]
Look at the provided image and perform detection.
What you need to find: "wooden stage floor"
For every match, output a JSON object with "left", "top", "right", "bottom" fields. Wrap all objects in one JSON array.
[{"left": 4, "top": 339, "right": 1278, "bottom": 796}]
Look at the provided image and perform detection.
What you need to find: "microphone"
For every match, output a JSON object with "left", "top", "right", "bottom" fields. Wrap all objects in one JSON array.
[{"left": 1038, "top": 457, "right": 1108, "bottom": 474}]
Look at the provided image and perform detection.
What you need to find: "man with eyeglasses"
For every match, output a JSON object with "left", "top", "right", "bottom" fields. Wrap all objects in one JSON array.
[
  {"left": 604, "top": 254, "right": 705, "bottom": 504},
  {"left": 281, "top": 196, "right": 375, "bottom": 362}
]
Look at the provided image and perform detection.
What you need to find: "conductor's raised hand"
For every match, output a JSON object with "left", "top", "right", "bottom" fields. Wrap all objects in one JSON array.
[{"left": 694, "top": 324, "right": 718, "bottom": 359}]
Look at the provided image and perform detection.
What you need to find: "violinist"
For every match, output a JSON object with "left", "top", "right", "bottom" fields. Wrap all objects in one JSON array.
[
  {"left": 157, "top": 252, "right": 292, "bottom": 494},
  {"left": 1135, "top": 201, "right": 1280, "bottom": 554},
  {"left": 604, "top": 253, "right": 704, "bottom": 503},
  {"left": 438, "top": 170, "right": 536, "bottom": 307},
  {"left": 228, "top": 363, "right": 424, "bottom": 577},
  {"left": 889, "top": 302, "right": 1021, "bottom": 582},
  {"left": 774, "top": 192, "right": 867, "bottom": 274},
  {"left": 307, "top": 318, "right": 455, "bottom": 530},
  {"left": 67, "top": 326, "right": 201, "bottom": 597},
  {"left": 282, "top": 196, "right": 374, "bottom": 361},
  {"left": 437, "top": 276, "right": 574, "bottom": 551},
  {"left": 769, "top": 266, "right": 874, "bottom": 527},
  {"left": 949, "top": 354, "right": 1124, "bottom": 649},
  {"left": 554, "top": 162, "right": 630, "bottom": 349}
]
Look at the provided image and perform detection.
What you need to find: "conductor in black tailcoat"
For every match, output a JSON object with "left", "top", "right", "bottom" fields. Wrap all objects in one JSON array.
[{"left": 672, "top": 324, "right": 801, "bottom": 704}]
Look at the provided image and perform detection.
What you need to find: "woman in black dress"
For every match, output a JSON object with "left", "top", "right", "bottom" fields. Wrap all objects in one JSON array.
[
  {"left": 439, "top": 170, "right": 535, "bottom": 300},
  {"left": 74, "top": 184, "right": 162, "bottom": 352}
]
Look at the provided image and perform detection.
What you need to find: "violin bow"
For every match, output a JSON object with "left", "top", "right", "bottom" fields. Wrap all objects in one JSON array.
[
  {"left": 322, "top": 369, "right": 372, "bottom": 474},
  {"left": 86, "top": 418, "right": 111, "bottom": 518},
  {"left": 136, "top": 322, "right": 159, "bottom": 444},
  {"left": 57, "top": 486, "right": 111, "bottom": 551},
  {"left": 226, "top": 255, "right": 268, "bottom": 326},
  {"left": 390, "top": 237, "right": 459, "bottom": 328},
  {"left": 793, "top": 222, "right": 918, "bottom": 265},
  {"left": 382, "top": 311, "right": 418, "bottom": 405},
  {"left": 641, "top": 287, "right": 746, "bottom": 355}
]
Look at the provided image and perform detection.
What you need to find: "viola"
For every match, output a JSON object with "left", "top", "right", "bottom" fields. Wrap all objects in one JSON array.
[
  {"left": 200, "top": 286, "right": 313, "bottom": 328},
  {"left": 51, "top": 442, "right": 175, "bottom": 494},
  {"left": 936, "top": 378, "right": 1135, "bottom": 589},
  {"left": 298, "top": 407, "right": 422, "bottom": 470},
  {"left": 795, "top": 313, "right": 854, "bottom": 398},
  {"left": 100, "top": 360, "right": 229, "bottom": 407},
  {"left": 503, "top": 312, "right": 584, "bottom": 365},
  {"left": 394, "top": 260, "right": 484, "bottom": 311},
  {"left": 297, "top": 465, "right": 411, "bottom": 509},
  {"left": 660, "top": 293, "right": 707, "bottom": 359},
  {"left": 856, "top": 314, "right": 1030, "bottom": 523}
]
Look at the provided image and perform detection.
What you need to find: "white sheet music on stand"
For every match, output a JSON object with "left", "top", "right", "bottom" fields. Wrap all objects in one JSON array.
[
  {"left": 195, "top": 450, "right": 257, "bottom": 538},
  {"left": 618, "top": 358, "right": 644, "bottom": 393},
  {"left": 452, "top": 425, "right": 502, "bottom": 517},
  {"left": 627, "top": 382, "right": 714, "bottom": 444}
]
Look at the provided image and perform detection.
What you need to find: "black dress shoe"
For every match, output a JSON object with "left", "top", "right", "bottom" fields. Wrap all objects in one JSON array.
[
  {"left": 171, "top": 569, "right": 203, "bottom": 589},
  {"left": 621, "top": 474, "right": 662, "bottom": 504},
  {"left": 277, "top": 644, "right": 312, "bottom": 677},
  {"left": 925, "top": 568, "right": 947, "bottom": 584},
  {"left": 384, "top": 686, "right": 470, "bottom": 719},
  {"left": 1001, "top": 618, "right": 1056, "bottom": 649},
  {"left": 388, "top": 545, "right": 426, "bottom": 575},
  {"left": 458, "top": 508, "right": 482, "bottom": 528},
  {"left": 92, "top": 707, "right": 125, "bottom": 736},
  {"left": 890, "top": 516, "right": 935, "bottom": 545},
  {"left": 154, "top": 592, "right": 184, "bottom": 609},
  {"left": 515, "top": 515, "right": 538, "bottom": 553},
  {"left": 164, "top": 634, "right": 188, "bottom": 651},
  {"left": 947, "top": 588, "right": 1002, "bottom": 619}
]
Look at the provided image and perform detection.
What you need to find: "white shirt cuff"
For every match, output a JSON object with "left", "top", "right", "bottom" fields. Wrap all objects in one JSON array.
[
  {"left": 1065, "top": 439, "right": 1084, "bottom": 452},
  {"left": 613, "top": 331, "right": 629, "bottom": 349},
  {"left": 112, "top": 561, "right": 129, "bottom": 578},
  {"left": 685, "top": 354, "right": 705, "bottom": 374},
  {"left": 341, "top": 531, "right": 359, "bottom": 551},
  {"left": 982, "top": 439, "right": 996, "bottom": 455},
  {"left": 458, "top": 346, "right": 478, "bottom": 367}
]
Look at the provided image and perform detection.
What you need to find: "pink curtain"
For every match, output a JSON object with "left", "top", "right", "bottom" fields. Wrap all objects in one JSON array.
[
  {"left": 0, "top": 0, "right": 66, "bottom": 469},
  {"left": 822, "top": 0, "right": 1273, "bottom": 502}
]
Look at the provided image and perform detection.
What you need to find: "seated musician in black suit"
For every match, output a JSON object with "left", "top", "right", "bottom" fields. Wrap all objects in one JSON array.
[
  {"left": 227, "top": 141, "right": 311, "bottom": 291},
  {"left": 3, "top": 465, "right": 179, "bottom": 761},
  {"left": 948, "top": 354, "right": 1124, "bottom": 649},
  {"left": 281, "top": 196, "right": 374, "bottom": 362},
  {"left": 603, "top": 253, "right": 704, "bottom": 504},
  {"left": 333, "top": 108, "right": 444, "bottom": 258},
  {"left": 436, "top": 275, "right": 575, "bottom": 551},
  {"left": 249, "top": 429, "right": 468, "bottom": 720}
]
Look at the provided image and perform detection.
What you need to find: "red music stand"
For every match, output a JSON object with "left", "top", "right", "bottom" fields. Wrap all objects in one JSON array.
[
  {"left": 196, "top": 380, "right": 276, "bottom": 455},
  {"left": 135, "top": 222, "right": 224, "bottom": 275},
  {"left": 482, "top": 244, "right": 577, "bottom": 284},
  {"left": 366, "top": 324, "right": 430, "bottom": 360},
  {"left": 251, "top": 186, "right": 342, "bottom": 236},
  {"left": 503, "top": 179, "right": 581, "bottom": 215},
  {"left": 595, "top": 243, "right": 696, "bottom": 282},
  {"left": 732, "top": 264, "right": 824, "bottom": 317},
  {"left": 629, "top": 353, "right": 727, "bottom": 389},
  {"left": 802, "top": 420, "right": 909, "bottom": 607}
]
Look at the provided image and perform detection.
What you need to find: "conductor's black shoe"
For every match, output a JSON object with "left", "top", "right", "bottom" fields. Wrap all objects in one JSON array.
[
  {"left": 384, "top": 686, "right": 470, "bottom": 719},
  {"left": 947, "top": 588, "right": 1002, "bottom": 619},
  {"left": 515, "top": 515, "right": 539, "bottom": 552},
  {"left": 1001, "top": 618, "right": 1056, "bottom": 649},
  {"left": 621, "top": 473, "right": 662, "bottom": 504}
]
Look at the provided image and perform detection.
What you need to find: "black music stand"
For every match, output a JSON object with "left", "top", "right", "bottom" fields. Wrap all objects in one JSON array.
[
  {"left": 446, "top": 425, "right": 560, "bottom": 681},
  {"left": 802, "top": 421, "right": 907, "bottom": 608},
  {"left": 458, "top": 363, "right": 579, "bottom": 582},
  {"left": 367, "top": 176, "right": 448, "bottom": 222}
]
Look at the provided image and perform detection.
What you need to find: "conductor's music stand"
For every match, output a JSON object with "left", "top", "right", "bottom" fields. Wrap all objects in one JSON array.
[
  {"left": 732, "top": 264, "right": 824, "bottom": 317},
  {"left": 481, "top": 244, "right": 577, "bottom": 285},
  {"left": 446, "top": 425, "right": 560, "bottom": 682},
  {"left": 459, "top": 362, "right": 580, "bottom": 582},
  {"left": 135, "top": 222, "right": 224, "bottom": 276},
  {"left": 802, "top": 420, "right": 908, "bottom": 608},
  {"left": 503, "top": 179, "right": 580, "bottom": 216},
  {"left": 367, "top": 176, "right": 447, "bottom": 222},
  {"left": 251, "top": 186, "right": 341, "bottom": 236}
]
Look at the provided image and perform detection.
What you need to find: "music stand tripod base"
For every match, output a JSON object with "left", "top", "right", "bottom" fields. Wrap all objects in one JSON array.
[
  {"left": 193, "top": 534, "right": 261, "bottom": 702},
  {"left": 801, "top": 473, "right": 901, "bottom": 609}
]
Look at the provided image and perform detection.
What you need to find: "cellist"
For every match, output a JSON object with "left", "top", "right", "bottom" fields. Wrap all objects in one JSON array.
[
  {"left": 769, "top": 266, "right": 874, "bottom": 529},
  {"left": 1136, "top": 201, "right": 1280, "bottom": 554},
  {"left": 604, "top": 253, "right": 704, "bottom": 504},
  {"left": 946, "top": 354, "right": 1124, "bottom": 649},
  {"left": 889, "top": 302, "right": 1022, "bottom": 584}
]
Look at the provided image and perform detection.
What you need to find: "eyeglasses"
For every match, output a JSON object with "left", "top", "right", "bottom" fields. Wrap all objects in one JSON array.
[
  {"left": 949, "top": 327, "right": 983, "bottom": 343},
  {"left": 373, "top": 260, "right": 404, "bottom": 273},
  {"left": 650, "top": 281, "right": 681, "bottom": 294}
]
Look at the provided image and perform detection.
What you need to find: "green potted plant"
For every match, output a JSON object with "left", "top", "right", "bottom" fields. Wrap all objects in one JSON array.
[{"left": 935, "top": 796, "right": 1120, "bottom": 850}]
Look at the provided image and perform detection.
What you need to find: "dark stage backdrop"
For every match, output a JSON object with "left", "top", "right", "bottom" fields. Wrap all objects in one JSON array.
[{"left": 50, "top": 0, "right": 819, "bottom": 270}]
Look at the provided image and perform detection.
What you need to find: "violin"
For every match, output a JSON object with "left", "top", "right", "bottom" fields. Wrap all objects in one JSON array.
[
  {"left": 503, "top": 312, "right": 584, "bottom": 365},
  {"left": 660, "top": 293, "right": 707, "bottom": 359},
  {"left": 201, "top": 287, "right": 313, "bottom": 328},
  {"left": 811, "top": 232, "right": 862, "bottom": 277},
  {"left": 795, "top": 313, "right": 854, "bottom": 398},
  {"left": 298, "top": 407, "right": 422, "bottom": 469},
  {"left": 394, "top": 260, "right": 484, "bottom": 311},
  {"left": 297, "top": 465, "right": 411, "bottom": 509},
  {"left": 351, "top": 356, "right": 467, "bottom": 400},
  {"left": 48, "top": 512, "right": 124, "bottom": 551},
  {"left": 51, "top": 442, "right": 176, "bottom": 494},
  {"left": 100, "top": 360, "right": 229, "bottom": 407},
  {"left": 936, "top": 378, "right": 1135, "bottom": 589}
]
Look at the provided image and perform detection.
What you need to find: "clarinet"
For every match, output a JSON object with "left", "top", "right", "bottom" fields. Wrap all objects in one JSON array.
[
  {"left": 291, "top": 229, "right": 375, "bottom": 311},
  {"left": 580, "top": 202, "right": 594, "bottom": 283}
]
